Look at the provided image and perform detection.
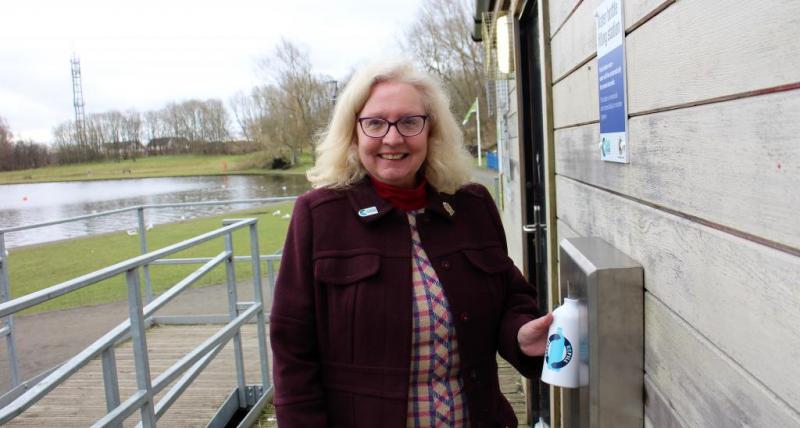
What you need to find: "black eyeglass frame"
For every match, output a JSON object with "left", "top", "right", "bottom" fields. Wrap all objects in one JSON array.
[{"left": 356, "top": 115, "right": 429, "bottom": 138}]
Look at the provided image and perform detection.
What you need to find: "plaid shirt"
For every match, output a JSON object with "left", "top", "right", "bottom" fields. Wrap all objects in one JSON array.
[{"left": 406, "top": 211, "right": 469, "bottom": 427}]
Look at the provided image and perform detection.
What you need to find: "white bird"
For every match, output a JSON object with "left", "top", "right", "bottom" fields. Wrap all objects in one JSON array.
[
  {"left": 282, "top": 214, "right": 291, "bottom": 219},
  {"left": 272, "top": 210, "right": 281, "bottom": 216},
  {"left": 126, "top": 229, "right": 137, "bottom": 236}
]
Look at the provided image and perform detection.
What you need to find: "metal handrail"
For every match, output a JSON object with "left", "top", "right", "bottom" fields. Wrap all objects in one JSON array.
[
  {"left": 0, "top": 220, "right": 249, "bottom": 318},
  {"left": 0, "top": 196, "right": 296, "bottom": 391},
  {"left": 0, "top": 197, "right": 297, "bottom": 234},
  {"left": 0, "top": 217, "right": 274, "bottom": 426}
]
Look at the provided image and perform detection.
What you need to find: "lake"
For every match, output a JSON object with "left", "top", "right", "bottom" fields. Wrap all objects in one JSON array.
[{"left": 0, "top": 175, "right": 310, "bottom": 249}]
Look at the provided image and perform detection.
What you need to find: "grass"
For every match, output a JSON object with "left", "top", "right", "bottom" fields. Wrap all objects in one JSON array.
[
  {"left": 0, "top": 152, "right": 314, "bottom": 185},
  {"left": 7, "top": 202, "right": 295, "bottom": 315}
]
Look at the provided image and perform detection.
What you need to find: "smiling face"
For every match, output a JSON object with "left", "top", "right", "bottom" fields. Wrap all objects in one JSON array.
[{"left": 356, "top": 81, "right": 429, "bottom": 188}]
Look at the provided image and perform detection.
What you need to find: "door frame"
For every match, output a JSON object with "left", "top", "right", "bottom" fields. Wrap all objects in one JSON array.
[{"left": 513, "top": 0, "right": 560, "bottom": 426}]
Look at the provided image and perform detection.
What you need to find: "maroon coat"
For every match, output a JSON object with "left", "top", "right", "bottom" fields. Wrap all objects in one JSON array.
[{"left": 270, "top": 178, "right": 543, "bottom": 427}]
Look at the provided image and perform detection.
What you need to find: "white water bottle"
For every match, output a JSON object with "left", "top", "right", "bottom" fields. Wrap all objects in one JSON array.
[{"left": 541, "top": 297, "right": 581, "bottom": 388}]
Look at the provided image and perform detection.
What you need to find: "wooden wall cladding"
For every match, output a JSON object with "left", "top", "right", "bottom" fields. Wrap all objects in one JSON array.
[
  {"left": 549, "top": 0, "right": 674, "bottom": 82},
  {"left": 548, "top": 0, "right": 580, "bottom": 38},
  {"left": 645, "top": 294, "right": 800, "bottom": 427},
  {"left": 644, "top": 374, "right": 687, "bottom": 428},
  {"left": 550, "top": 0, "right": 597, "bottom": 82},
  {"left": 626, "top": 0, "right": 800, "bottom": 113},
  {"left": 556, "top": 176, "right": 800, "bottom": 413},
  {"left": 554, "top": 89, "right": 800, "bottom": 251},
  {"left": 552, "top": 58, "right": 598, "bottom": 129}
]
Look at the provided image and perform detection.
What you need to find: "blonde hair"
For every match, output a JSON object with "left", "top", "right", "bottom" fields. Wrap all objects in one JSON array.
[{"left": 306, "top": 59, "right": 473, "bottom": 194}]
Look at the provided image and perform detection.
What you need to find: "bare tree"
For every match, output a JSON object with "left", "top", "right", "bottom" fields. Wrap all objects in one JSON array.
[
  {"left": 0, "top": 116, "right": 14, "bottom": 171},
  {"left": 403, "top": 0, "right": 494, "bottom": 153},
  {"left": 0, "top": 117, "right": 50, "bottom": 170},
  {"left": 257, "top": 39, "right": 331, "bottom": 165},
  {"left": 229, "top": 89, "right": 263, "bottom": 143}
]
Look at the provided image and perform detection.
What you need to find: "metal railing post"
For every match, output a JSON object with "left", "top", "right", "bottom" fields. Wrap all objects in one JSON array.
[
  {"left": 100, "top": 347, "right": 121, "bottom": 424},
  {"left": 126, "top": 268, "right": 156, "bottom": 427},
  {"left": 137, "top": 208, "right": 154, "bottom": 303},
  {"left": 266, "top": 259, "right": 276, "bottom": 301},
  {"left": 224, "top": 231, "right": 247, "bottom": 407},
  {"left": 249, "top": 224, "right": 270, "bottom": 389},
  {"left": 0, "top": 232, "right": 20, "bottom": 388}
]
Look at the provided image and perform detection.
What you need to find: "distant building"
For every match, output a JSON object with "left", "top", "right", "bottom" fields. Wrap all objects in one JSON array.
[
  {"left": 145, "top": 137, "right": 189, "bottom": 155},
  {"left": 102, "top": 140, "right": 145, "bottom": 159}
]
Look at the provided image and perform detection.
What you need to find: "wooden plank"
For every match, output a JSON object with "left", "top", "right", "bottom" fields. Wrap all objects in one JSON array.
[
  {"left": 550, "top": 0, "right": 673, "bottom": 82},
  {"left": 627, "top": 0, "right": 800, "bottom": 113},
  {"left": 555, "top": 89, "right": 800, "bottom": 250},
  {"left": 550, "top": 0, "right": 597, "bottom": 82},
  {"left": 645, "top": 294, "right": 800, "bottom": 427},
  {"left": 644, "top": 369, "right": 686, "bottom": 428},
  {"left": 547, "top": 0, "right": 580, "bottom": 37},
  {"left": 5, "top": 324, "right": 268, "bottom": 427},
  {"left": 553, "top": 57, "right": 599, "bottom": 128},
  {"left": 625, "top": 0, "right": 673, "bottom": 31},
  {"left": 556, "top": 176, "right": 800, "bottom": 412}
]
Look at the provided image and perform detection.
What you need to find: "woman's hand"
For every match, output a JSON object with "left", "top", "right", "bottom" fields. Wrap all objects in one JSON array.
[{"left": 517, "top": 312, "right": 554, "bottom": 357}]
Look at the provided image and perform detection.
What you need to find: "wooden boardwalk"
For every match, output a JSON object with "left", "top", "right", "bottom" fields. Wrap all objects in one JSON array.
[
  {"left": 7, "top": 323, "right": 529, "bottom": 427},
  {"left": 5, "top": 324, "right": 268, "bottom": 427},
  {"left": 255, "top": 355, "right": 530, "bottom": 427}
]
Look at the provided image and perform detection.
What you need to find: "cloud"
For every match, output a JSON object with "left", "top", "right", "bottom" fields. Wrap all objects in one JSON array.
[{"left": 0, "top": 0, "right": 424, "bottom": 142}]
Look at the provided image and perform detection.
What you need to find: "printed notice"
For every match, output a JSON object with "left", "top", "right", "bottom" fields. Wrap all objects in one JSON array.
[{"left": 596, "top": 0, "right": 629, "bottom": 163}]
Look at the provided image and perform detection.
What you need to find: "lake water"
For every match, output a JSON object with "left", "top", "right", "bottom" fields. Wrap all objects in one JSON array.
[{"left": 0, "top": 175, "right": 310, "bottom": 249}]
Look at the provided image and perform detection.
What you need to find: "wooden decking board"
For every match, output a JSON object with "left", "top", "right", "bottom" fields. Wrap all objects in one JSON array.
[
  {"left": 8, "top": 323, "right": 531, "bottom": 427},
  {"left": 254, "top": 355, "right": 531, "bottom": 427},
  {"left": 5, "top": 324, "right": 268, "bottom": 427}
]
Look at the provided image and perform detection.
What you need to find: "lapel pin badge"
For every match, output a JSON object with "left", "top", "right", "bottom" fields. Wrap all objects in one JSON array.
[
  {"left": 443, "top": 202, "right": 455, "bottom": 216},
  {"left": 358, "top": 206, "right": 379, "bottom": 217}
]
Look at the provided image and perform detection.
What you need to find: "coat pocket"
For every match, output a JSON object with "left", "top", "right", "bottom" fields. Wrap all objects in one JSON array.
[
  {"left": 460, "top": 246, "right": 513, "bottom": 325},
  {"left": 314, "top": 253, "right": 380, "bottom": 284},
  {"left": 313, "top": 253, "right": 382, "bottom": 361},
  {"left": 462, "top": 246, "right": 513, "bottom": 274}
]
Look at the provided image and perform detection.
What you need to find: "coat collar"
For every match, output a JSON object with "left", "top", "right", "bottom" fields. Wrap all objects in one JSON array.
[{"left": 346, "top": 177, "right": 456, "bottom": 223}]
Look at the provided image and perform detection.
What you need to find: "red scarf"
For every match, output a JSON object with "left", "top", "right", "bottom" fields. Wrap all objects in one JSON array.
[{"left": 370, "top": 176, "right": 428, "bottom": 211}]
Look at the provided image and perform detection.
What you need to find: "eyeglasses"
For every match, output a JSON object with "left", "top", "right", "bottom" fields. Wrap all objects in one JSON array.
[{"left": 357, "top": 115, "right": 428, "bottom": 138}]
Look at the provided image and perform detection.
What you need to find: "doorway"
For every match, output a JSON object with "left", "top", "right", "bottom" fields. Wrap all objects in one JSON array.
[{"left": 517, "top": 1, "right": 551, "bottom": 425}]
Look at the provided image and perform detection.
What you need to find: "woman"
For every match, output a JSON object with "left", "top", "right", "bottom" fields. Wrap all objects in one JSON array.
[{"left": 270, "top": 60, "right": 553, "bottom": 427}]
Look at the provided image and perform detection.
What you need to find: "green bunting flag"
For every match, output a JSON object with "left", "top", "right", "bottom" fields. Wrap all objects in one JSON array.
[{"left": 462, "top": 98, "right": 478, "bottom": 125}]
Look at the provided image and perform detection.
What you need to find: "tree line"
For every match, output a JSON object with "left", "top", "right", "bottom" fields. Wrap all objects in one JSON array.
[
  {"left": 0, "top": 117, "right": 50, "bottom": 171},
  {"left": 51, "top": 98, "right": 235, "bottom": 165},
  {"left": 1, "top": 0, "right": 490, "bottom": 173}
]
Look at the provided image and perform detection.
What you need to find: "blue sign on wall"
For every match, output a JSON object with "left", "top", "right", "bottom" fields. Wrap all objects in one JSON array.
[{"left": 595, "top": 0, "right": 629, "bottom": 163}]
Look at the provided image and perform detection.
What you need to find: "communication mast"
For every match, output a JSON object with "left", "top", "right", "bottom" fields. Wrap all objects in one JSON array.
[{"left": 70, "top": 53, "right": 87, "bottom": 146}]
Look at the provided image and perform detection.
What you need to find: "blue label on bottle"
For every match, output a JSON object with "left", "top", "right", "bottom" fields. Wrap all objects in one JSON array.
[{"left": 545, "top": 327, "right": 573, "bottom": 371}]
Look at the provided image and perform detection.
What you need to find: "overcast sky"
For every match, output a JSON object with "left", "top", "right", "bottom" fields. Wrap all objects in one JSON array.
[{"left": 0, "top": 0, "right": 425, "bottom": 142}]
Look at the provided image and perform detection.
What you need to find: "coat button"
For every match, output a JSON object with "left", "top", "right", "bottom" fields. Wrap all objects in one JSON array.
[
  {"left": 460, "top": 312, "right": 471, "bottom": 322},
  {"left": 441, "top": 260, "right": 451, "bottom": 270}
]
